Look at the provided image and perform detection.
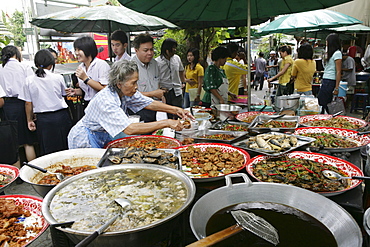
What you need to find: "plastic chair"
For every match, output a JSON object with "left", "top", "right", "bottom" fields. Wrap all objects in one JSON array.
[{"left": 350, "top": 93, "right": 369, "bottom": 113}]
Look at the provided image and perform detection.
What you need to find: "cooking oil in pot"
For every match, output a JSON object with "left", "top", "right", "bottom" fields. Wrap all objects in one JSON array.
[{"left": 206, "top": 202, "right": 336, "bottom": 247}]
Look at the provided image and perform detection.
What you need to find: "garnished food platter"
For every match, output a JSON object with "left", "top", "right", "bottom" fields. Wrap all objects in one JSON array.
[
  {"left": 248, "top": 115, "right": 299, "bottom": 134},
  {"left": 235, "top": 111, "right": 275, "bottom": 123},
  {"left": 0, "top": 194, "right": 49, "bottom": 246},
  {"left": 0, "top": 164, "right": 19, "bottom": 193},
  {"left": 299, "top": 115, "right": 367, "bottom": 130},
  {"left": 97, "top": 147, "right": 181, "bottom": 170},
  {"left": 105, "top": 135, "right": 182, "bottom": 149},
  {"left": 294, "top": 127, "right": 370, "bottom": 152},
  {"left": 191, "top": 129, "right": 249, "bottom": 144},
  {"left": 233, "top": 132, "right": 316, "bottom": 156},
  {"left": 246, "top": 151, "right": 363, "bottom": 196},
  {"left": 176, "top": 143, "right": 250, "bottom": 182}
]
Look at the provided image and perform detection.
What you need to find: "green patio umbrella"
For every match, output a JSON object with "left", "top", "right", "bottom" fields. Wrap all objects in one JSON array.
[
  {"left": 30, "top": 5, "right": 178, "bottom": 33},
  {"left": 118, "top": 0, "right": 354, "bottom": 110},
  {"left": 257, "top": 9, "right": 361, "bottom": 36},
  {"left": 328, "top": 24, "right": 370, "bottom": 33}
]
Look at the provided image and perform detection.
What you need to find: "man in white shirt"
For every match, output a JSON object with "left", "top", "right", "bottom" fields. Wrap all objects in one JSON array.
[
  {"left": 110, "top": 30, "right": 131, "bottom": 62},
  {"left": 130, "top": 34, "right": 166, "bottom": 122}
]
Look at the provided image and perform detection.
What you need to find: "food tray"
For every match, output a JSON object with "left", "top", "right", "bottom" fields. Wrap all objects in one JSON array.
[
  {"left": 294, "top": 127, "right": 370, "bottom": 152},
  {"left": 105, "top": 135, "right": 182, "bottom": 149},
  {"left": 176, "top": 143, "right": 250, "bottom": 182},
  {"left": 0, "top": 194, "right": 49, "bottom": 246},
  {"left": 235, "top": 111, "right": 276, "bottom": 123},
  {"left": 190, "top": 129, "right": 249, "bottom": 144},
  {"left": 97, "top": 148, "right": 181, "bottom": 170},
  {"left": 299, "top": 114, "right": 367, "bottom": 130},
  {"left": 0, "top": 164, "right": 19, "bottom": 193},
  {"left": 246, "top": 151, "right": 363, "bottom": 197},
  {"left": 209, "top": 120, "right": 250, "bottom": 132},
  {"left": 233, "top": 132, "right": 316, "bottom": 156},
  {"left": 249, "top": 115, "right": 299, "bottom": 134}
]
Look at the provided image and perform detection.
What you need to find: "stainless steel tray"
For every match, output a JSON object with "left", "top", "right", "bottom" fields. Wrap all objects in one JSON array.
[
  {"left": 97, "top": 148, "right": 181, "bottom": 170},
  {"left": 191, "top": 129, "right": 249, "bottom": 144},
  {"left": 233, "top": 132, "right": 316, "bottom": 156},
  {"left": 209, "top": 120, "right": 250, "bottom": 131},
  {"left": 249, "top": 115, "right": 299, "bottom": 134}
]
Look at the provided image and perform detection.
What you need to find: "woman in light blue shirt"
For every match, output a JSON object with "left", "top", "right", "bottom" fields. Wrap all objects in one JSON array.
[{"left": 318, "top": 33, "right": 342, "bottom": 113}]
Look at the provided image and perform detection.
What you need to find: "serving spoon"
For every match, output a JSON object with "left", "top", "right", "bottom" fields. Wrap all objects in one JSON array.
[
  {"left": 23, "top": 162, "right": 65, "bottom": 181},
  {"left": 322, "top": 170, "right": 370, "bottom": 181},
  {"left": 75, "top": 198, "right": 132, "bottom": 247}
]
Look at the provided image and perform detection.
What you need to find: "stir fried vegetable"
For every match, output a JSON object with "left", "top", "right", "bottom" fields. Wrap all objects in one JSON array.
[
  {"left": 305, "top": 117, "right": 361, "bottom": 129},
  {"left": 256, "top": 120, "right": 296, "bottom": 128},
  {"left": 222, "top": 124, "right": 249, "bottom": 131},
  {"left": 300, "top": 133, "right": 359, "bottom": 148},
  {"left": 198, "top": 134, "right": 236, "bottom": 140},
  {"left": 253, "top": 156, "right": 349, "bottom": 192}
]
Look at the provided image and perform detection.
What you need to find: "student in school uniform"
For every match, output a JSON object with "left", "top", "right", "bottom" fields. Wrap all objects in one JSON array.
[{"left": 20, "top": 49, "right": 72, "bottom": 155}]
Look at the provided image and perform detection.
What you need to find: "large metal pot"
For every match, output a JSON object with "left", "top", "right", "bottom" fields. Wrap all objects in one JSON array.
[
  {"left": 42, "top": 164, "right": 196, "bottom": 247},
  {"left": 211, "top": 104, "right": 242, "bottom": 121},
  {"left": 275, "top": 94, "right": 300, "bottom": 111},
  {"left": 19, "top": 148, "right": 105, "bottom": 197},
  {"left": 190, "top": 173, "right": 362, "bottom": 247}
]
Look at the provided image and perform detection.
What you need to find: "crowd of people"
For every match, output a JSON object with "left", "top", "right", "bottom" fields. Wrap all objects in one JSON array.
[{"left": 0, "top": 31, "right": 367, "bottom": 164}]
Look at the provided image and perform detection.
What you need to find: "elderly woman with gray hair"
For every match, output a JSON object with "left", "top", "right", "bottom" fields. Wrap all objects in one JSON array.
[{"left": 68, "top": 60, "right": 193, "bottom": 149}]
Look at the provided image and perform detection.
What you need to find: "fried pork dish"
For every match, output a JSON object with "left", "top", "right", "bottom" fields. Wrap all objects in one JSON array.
[
  {"left": 37, "top": 165, "right": 96, "bottom": 185},
  {"left": 241, "top": 134, "right": 298, "bottom": 153},
  {"left": 304, "top": 117, "right": 361, "bottom": 129},
  {"left": 0, "top": 199, "right": 42, "bottom": 247},
  {"left": 181, "top": 146, "right": 245, "bottom": 177},
  {"left": 255, "top": 120, "right": 296, "bottom": 128},
  {"left": 300, "top": 133, "right": 359, "bottom": 148},
  {"left": 253, "top": 156, "right": 350, "bottom": 192},
  {"left": 111, "top": 138, "right": 178, "bottom": 149}
]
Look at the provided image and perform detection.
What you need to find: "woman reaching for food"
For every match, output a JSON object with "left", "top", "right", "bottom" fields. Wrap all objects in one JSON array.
[{"left": 68, "top": 60, "right": 193, "bottom": 149}]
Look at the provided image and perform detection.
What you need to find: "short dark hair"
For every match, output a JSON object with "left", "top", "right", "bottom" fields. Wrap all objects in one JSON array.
[
  {"left": 34, "top": 49, "right": 56, "bottom": 77},
  {"left": 258, "top": 52, "right": 264, "bottom": 57},
  {"left": 133, "top": 34, "right": 153, "bottom": 49},
  {"left": 160, "top": 38, "right": 177, "bottom": 57},
  {"left": 1, "top": 45, "right": 21, "bottom": 66},
  {"left": 73, "top": 36, "right": 98, "bottom": 60},
  {"left": 279, "top": 45, "right": 292, "bottom": 55},
  {"left": 110, "top": 30, "right": 128, "bottom": 45},
  {"left": 211, "top": 46, "right": 229, "bottom": 61},
  {"left": 297, "top": 43, "right": 313, "bottom": 60},
  {"left": 227, "top": 43, "right": 239, "bottom": 57}
]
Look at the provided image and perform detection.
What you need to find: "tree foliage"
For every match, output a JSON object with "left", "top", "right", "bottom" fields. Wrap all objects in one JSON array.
[{"left": 2, "top": 10, "right": 26, "bottom": 48}]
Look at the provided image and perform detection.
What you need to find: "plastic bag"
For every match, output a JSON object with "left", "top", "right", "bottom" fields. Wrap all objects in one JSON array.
[{"left": 327, "top": 97, "right": 345, "bottom": 115}]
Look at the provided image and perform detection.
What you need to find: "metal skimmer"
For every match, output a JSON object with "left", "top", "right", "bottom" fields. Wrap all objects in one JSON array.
[{"left": 231, "top": 210, "right": 279, "bottom": 246}]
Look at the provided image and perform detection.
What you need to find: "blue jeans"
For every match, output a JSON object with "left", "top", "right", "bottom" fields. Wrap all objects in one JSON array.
[
  {"left": 318, "top": 79, "right": 336, "bottom": 113},
  {"left": 297, "top": 90, "right": 313, "bottom": 95}
]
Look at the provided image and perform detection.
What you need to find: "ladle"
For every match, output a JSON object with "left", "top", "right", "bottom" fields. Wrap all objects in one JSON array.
[
  {"left": 186, "top": 210, "right": 279, "bottom": 247},
  {"left": 75, "top": 198, "right": 132, "bottom": 247},
  {"left": 322, "top": 170, "right": 370, "bottom": 181},
  {"left": 23, "top": 162, "right": 65, "bottom": 181}
]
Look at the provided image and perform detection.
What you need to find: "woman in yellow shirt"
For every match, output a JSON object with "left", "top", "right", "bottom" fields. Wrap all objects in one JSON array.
[
  {"left": 183, "top": 48, "right": 204, "bottom": 108},
  {"left": 291, "top": 43, "right": 316, "bottom": 95},
  {"left": 268, "top": 46, "right": 294, "bottom": 96}
]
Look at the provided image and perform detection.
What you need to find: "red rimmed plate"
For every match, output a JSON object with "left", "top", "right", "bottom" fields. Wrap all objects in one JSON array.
[
  {"left": 235, "top": 111, "right": 276, "bottom": 123},
  {"left": 294, "top": 127, "right": 370, "bottom": 152},
  {"left": 246, "top": 151, "right": 363, "bottom": 197},
  {"left": 299, "top": 114, "right": 367, "bottom": 130},
  {"left": 175, "top": 143, "right": 250, "bottom": 182},
  {"left": 0, "top": 164, "right": 19, "bottom": 193},
  {"left": 0, "top": 194, "right": 49, "bottom": 246},
  {"left": 105, "top": 135, "right": 181, "bottom": 149}
]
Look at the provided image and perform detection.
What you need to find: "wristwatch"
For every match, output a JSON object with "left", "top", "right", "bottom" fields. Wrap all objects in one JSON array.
[{"left": 83, "top": 77, "right": 91, "bottom": 84}]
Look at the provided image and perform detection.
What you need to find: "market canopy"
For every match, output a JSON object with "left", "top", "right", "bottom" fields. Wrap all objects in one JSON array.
[
  {"left": 256, "top": 9, "right": 362, "bottom": 36},
  {"left": 118, "top": 0, "right": 355, "bottom": 29},
  {"left": 328, "top": 24, "right": 370, "bottom": 33},
  {"left": 30, "top": 5, "right": 178, "bottom": 33}
]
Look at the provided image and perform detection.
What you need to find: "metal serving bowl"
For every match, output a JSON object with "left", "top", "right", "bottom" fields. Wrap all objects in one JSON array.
[
  {"left": 19, "top": 148, "right": 105, "bottom": 197},
  {"left": 42, "top": 164, "right": 196, "bottom": 247}
]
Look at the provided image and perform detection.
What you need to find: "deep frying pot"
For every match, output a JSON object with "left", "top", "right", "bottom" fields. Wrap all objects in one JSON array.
[
  {"left": 275, "top": 94, "right": 300, "bottom": 111},
  {"left": 190, "top": 173, "right": 362, "bottom": 247}
]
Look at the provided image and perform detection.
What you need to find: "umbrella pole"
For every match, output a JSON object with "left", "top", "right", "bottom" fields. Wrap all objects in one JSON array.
[
  {"left": 247, "top": 0, "right": 251, "bottom": 111},
  {"left": 108, "top": 21, "right": 113, "bottom": 62}
]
